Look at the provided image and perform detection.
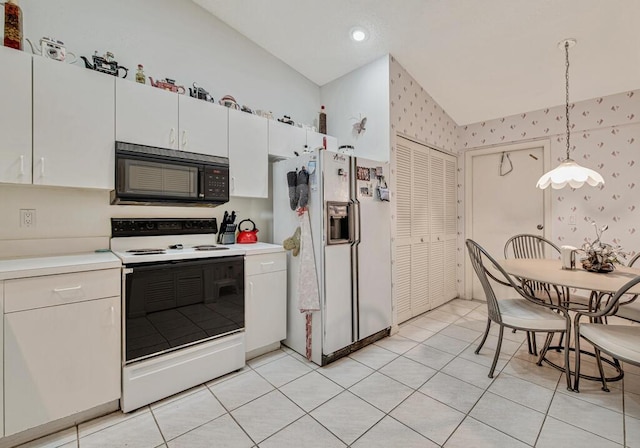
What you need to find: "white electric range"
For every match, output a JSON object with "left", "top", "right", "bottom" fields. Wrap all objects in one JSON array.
[{"left": 110, "top": 218, "right": 246, "bottom": 413}]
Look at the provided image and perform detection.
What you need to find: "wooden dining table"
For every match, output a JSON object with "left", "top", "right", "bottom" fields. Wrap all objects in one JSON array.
[{"left": 498, "top": 258, "right": 640, "bottom": 385}]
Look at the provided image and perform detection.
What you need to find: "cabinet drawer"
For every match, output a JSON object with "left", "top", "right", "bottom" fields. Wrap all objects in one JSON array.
[
  {"left": 245, "top": 252, "right": 286, "bottom": 276},
  {"left": 5, "top": 268, "right": 121, "bottom": 313}
]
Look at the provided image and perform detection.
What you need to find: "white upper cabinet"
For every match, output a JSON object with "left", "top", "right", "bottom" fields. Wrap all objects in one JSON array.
[
  {"left": 178, "top": 95, "right": 228, "bottom": 157},
  {"left": 0, "top": 47, "right": 32, "bottom": 184},
  {"left": 228, "top": 108, "right": 268, "bottom": 198},
  {"left": 116, "top": 78, "right": 179, "bottom": 150},
  {"left": 268, "top": 120, "right": 307, "bottom": 159},
  {"left": 307, "top": 130, "right": 338, "bottom": 152},
  {"left": 33, "top": 58, "right": 115, "bottom": 189},
  {"left": 116, "top": 80, "right": 228, "bottom": 157}
]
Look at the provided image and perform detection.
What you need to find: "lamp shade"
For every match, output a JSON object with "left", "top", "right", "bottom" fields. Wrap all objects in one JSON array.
[{"left": 536, "top": 159, "right": 605, "bottom": 190}]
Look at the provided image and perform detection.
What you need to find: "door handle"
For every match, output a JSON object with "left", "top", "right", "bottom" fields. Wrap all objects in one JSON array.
[
  {"left": 537, "top": 224, "right": 544, "bottom": 230},
  {"left": 169, "top": 127, "right": 176, "bottom": 145}
]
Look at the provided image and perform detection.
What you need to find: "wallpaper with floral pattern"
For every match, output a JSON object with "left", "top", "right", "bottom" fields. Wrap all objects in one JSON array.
[
  {"left": 459, "top": 90, "right": 640, "bottom": 294},
  {"left": 389, "top": 56, "right": 458, "bottom": 152},
  {"left": 388, "top": 55, "right": 640, "bottom": 298}
]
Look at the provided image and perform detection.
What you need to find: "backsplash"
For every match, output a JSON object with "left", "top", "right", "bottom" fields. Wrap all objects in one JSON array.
[{"left": 458, "top": 89, "right": 640, "bottom": 295}]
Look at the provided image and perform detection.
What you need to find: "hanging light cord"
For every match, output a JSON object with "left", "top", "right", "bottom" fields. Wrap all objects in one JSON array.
[{"left": 564, "top": 41, "right": 571, "bottom": 161}]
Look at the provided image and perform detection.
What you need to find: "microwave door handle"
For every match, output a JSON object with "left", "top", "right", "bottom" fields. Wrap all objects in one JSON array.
[{"left": 199, "top": 168, "right": 205, "bottom": 198}]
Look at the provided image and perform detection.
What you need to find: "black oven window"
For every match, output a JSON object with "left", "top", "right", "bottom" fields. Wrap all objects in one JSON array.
[{"left": 125, "top": 256, "right": 244, "bottom": 362}]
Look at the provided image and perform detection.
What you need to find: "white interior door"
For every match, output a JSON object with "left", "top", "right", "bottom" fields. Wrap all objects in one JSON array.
[{"left": 465, "top": 142, "right": 550, "bottom": 300}]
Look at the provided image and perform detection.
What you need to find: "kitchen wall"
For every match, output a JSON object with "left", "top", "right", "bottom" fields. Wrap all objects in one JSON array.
[
  {"left": 320, "top": 55, "right": 390, "bottom": 162},
  {"left": 389, "top": 56, "right": 458, "bottom": 154},
  {"left": 459, "top": 89, "right": 640, "bottom": 295},
  {"left": 0, "top": 0, "right": 319, "bottom": 257}
]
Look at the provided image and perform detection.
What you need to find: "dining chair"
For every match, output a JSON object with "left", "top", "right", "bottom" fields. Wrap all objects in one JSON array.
[
  {"left": 612, "top": 252, "right": 640, "bottom": 323},
  {"left": 504, "top": 234, "right": 566, "bottom": 354},
  {"left": 466, "top": 239, "right": 572, "bottom": 390},
  {"left": 573, "top": 274, "right": 640, "bottom": 392}
]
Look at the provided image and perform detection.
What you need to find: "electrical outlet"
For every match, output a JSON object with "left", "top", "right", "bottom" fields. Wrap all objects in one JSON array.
[{"left": 20, "top": 209, "right": 36, "bottom": 228}]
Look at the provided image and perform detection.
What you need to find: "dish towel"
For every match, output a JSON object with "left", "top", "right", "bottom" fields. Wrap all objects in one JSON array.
[{"left": 297, "top": 209, "right": 320, "bottom": 360}]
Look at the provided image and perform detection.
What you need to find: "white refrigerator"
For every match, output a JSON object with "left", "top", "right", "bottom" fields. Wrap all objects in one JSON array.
[{"left": 273, "top": 149, "right": 392, "bottom": 366}]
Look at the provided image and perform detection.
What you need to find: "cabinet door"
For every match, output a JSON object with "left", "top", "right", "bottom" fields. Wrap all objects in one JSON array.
[
  {"left": 4, "top": 296, "right": 121, "bottom": 436},
  {"left": 228, "top": 108, "right": 268, "bottom": 198},
  {"left": 33, "top": 58, "right": 115, "bottom": 188},
  {"left": 245, "top": 270, "right": 287, "bottom": 352},
  {"left": 0, "top": 47, "right": 32, "bottom": 184},
  {"left": 306, "top": 131, "right": 338, "bottom": 152},
  {"left": 268, "top": 120, "right": 306, "bottom": 158},
  {"left": 178, "top": 95, "right": 228, "bottom": 157},
  {"left": 116, "top": 78, "right": 178, "bottom": 149}
]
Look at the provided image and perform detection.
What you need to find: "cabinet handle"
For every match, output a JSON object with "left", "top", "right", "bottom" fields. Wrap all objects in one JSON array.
[
  {"left": 231, "top": 176, "right": 236, "bottom": 193},
  {"left": 260, "top": 261, "right": 275, "bottom": 267},
  {"left": 110, "top": 305, "right": 116, "bottom": 326},
  {"left": 170, "top": 127, "right": 176, "bottom": 145},
  {"left": 40, "top": 157, "right": 45, "bottom": 177},
  {"left": 19, "top": 155, "right": 24, "bottom": 176},
  {"left": 53, "top": 285, "right": 82, "bottom": 293},
  {"left": 249, "top": 281, "right": 254, "bottom": 299},
  {"left": 182, "top": 130, "right": 187, "bottom": 149}
]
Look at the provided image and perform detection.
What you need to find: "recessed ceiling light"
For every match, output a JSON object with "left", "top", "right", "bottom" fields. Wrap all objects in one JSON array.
[{"left": 350, "top": 27, "right": 367, "bottom": 42}]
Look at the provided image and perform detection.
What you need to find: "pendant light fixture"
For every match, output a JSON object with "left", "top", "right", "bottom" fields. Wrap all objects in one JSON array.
[{"left": 536, "top": 39, "right": 605, "bottom": 190}]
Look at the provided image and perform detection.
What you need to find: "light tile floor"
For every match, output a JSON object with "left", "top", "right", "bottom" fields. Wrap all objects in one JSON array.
[{"left": 18, "top": 299, "right": 640, "bottom": 447}]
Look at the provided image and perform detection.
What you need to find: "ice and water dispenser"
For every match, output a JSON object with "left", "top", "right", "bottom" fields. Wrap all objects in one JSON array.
[{"left": 326, "top": 202, "right": 352, "bottom": 245}]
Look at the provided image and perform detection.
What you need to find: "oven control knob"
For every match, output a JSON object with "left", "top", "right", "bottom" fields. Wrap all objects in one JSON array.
[{"left": 185, "top": 222, "right": 192, "bottom": 229}]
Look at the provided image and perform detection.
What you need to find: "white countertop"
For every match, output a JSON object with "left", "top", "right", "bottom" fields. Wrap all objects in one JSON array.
[
  {"left": 0, "top": 252, "right": 122, "bottom": 281},
  {"left": 0, "top": 244, "right": 284, "bottom": 280},
  {"left": 227, "top": 242, "right": 285, "bottom": 255}
]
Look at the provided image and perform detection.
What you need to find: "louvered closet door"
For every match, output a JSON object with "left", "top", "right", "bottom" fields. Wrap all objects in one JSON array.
[
  {"left": 395, "top": 137, "right": 458, "bottom": 324},
  {"left": 396, "top": 142, "right": 413, "bottom": 322}
]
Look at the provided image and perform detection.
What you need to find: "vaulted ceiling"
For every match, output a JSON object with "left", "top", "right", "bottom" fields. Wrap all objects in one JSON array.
[{"left": 194, "top": 0, "right": 640, "bottom": 125}]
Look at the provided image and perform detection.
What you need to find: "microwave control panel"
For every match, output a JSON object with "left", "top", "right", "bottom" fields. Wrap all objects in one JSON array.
[{"left": 204, "top": 167, "right": 229, "bottom": 200}]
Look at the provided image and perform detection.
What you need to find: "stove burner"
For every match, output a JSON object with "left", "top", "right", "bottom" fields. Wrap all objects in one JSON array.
[
  {"left": 126, "top": 248, "right": 167, "bottom": 255},
  {"left": 193, "top": 245, "right": 229, "bottom": 251}
]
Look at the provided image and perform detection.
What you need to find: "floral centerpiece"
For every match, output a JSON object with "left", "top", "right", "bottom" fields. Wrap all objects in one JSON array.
[{"left": 580, "top": 223, "right": 626, "bottom": 273}]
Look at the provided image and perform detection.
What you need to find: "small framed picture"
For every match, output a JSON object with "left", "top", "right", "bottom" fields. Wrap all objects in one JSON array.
[{"left": 356, "top": 166, "right": 370, "bottom": 181}]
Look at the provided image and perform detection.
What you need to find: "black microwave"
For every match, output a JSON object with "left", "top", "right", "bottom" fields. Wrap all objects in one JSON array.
[{"left": 111, "top": 141, "right": 229, "bottom": 207}]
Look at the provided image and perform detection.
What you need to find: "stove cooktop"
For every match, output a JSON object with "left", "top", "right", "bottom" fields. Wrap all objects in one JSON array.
[{"left": 110, "top": 218, "right": 244, "bottom": 264}]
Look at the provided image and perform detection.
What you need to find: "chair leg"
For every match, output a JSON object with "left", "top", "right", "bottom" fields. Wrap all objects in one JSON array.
[
  {"left": 562, "top": 328, "right": 572, "bottom": 391},
  {"left": 536, "top": 332, "right": 554, "bottom": 366},
  {"left": 526, "top": 332, "right": 538, "bottom": 356},
  {"left": 489, "top": 326, "right": 504, "bottom": 378},
  {"left": 475, "top": 319, "right": 491, "bottom": 355},
  {"left": 556, "top": 332, "right": 564, "bottom": 352},
  {"left": 593, "top": 347, "right": 609, "bottom": 392},
  {"left": 573, "top": 321, "right": 581, "bottom": 392}
]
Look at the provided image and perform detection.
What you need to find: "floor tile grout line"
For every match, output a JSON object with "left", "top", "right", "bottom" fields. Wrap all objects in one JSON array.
[{"left": 148, "top": 406, "right": 168, "bottom": 447}]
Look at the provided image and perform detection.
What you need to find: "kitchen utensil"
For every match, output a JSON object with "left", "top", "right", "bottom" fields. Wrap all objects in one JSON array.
[
  {"left": 236, "top": 219, "right": 258, "bottom": 243},
  {"left": 221, "top": 224, "right": 237, "bottom": 244},
  {"left": 26, "top": 36, "right": 77, "bottom": 63},
  {"left": 81, "top": 51, "right": 128, "bottom": 77},
  {"left": 189, "top": 82, "right": 214, "bottom": 102},
  {"left": 149, "top": 77, "right": 185, "bottom": 94}
]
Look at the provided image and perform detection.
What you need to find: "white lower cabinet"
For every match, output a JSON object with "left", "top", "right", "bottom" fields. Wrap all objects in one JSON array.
[
  {"left": 245, "top": 252, "right": 287, "bottom": 353},
  {"left": 3, "top": 269, "right": 121, "bottom": 436}
]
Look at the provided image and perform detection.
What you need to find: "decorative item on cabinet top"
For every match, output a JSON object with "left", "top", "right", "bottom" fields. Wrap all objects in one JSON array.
[
  {"left": 149, "top": 77, "right": 185, "bottom": 94},
  {"left": 219, "top": 94, "right": 240, "bottom": 110},
  {"left": 26, "top": 36, "right": 77, "bottom": 64},
  {"left": 189, "top": 82, "right": 214, "bottom": 102},
  {"left": 81, "top": 51, "right": 128, "bottom": 78}
]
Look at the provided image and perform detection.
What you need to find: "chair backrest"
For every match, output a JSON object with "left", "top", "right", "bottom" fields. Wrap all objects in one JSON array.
[
  {"left": 594, "top": 275, "right": 640, "bottom": 318},
  {"left": 504, "top": 234, "right": 560, "bottom": 259},
  {"left": 466, "top": 239, "right": 526, "bottom": 323},
  {"left": 628, "top": 252, "right": 640, "bottom": 268}
]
